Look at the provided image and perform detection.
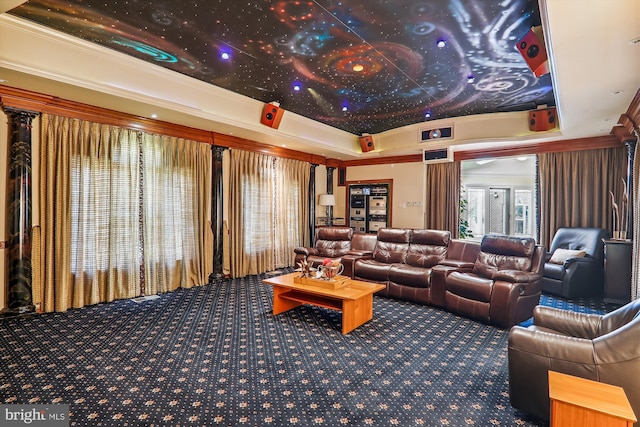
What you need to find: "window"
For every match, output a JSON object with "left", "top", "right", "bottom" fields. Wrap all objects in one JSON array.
[{"left": 461, "top": 156, "right": 536, "bottom": 240}]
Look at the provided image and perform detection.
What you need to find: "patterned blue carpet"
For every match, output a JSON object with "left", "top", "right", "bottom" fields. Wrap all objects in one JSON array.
[{"left": 0, "top": 273, "right": 610, "bottom": 426}]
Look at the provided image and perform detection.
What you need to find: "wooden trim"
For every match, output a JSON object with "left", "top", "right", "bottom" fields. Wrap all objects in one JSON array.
[
  {"left": 212, "top": 133, "right": 327, "bottom": 164},
  {"left": 340, "top": 154, "right": 422, "bottom": 167},
  {"left": 0, "top": 84, "right": 327, "bottom": 164},
  {"left": 454, "top": 135, "right": 623, "bottom": 161},
  {"left": 613, "top": 88, "right": 640, "bottom": 143},
  {"left": 0, "top": 85, "right": 215, "bottom": 143},
  {"left": 0, "top": 84, "right": 633, "bottom": 167}
]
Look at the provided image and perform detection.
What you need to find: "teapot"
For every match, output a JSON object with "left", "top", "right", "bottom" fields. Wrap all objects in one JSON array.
[{"left": 319, "top": 263, "right": 344, "bottom": 280}]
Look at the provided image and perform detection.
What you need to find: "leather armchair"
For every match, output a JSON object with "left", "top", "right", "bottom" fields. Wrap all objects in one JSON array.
[
  {"left": 542, "top": 227, "right": 610, "bottom": 298},
  {"left": 508, "top": 299, "right": 640, "bottom": 424},
  {"left": 293, "top": 226, "right": 353, "bottom": 268},
  {"left": 433, "top": 234, "right": 544, "bottom": 328}
]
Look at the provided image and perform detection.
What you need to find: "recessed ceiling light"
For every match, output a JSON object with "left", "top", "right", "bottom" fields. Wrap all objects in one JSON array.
[
  {"left": 611, "top": 90, "right": 623, "bottom": 95},
  {"left": 436, "top": 38, "right": 446, "bottom": 48},
  {"left": 150, "top": 114, "right": 158, "bottom": 119},
  {"left": 0, "top": 79, "right": 8, "bottom": 83},
  {"left": 629, "top": 36, "right": 640, "bottom": 45},
  {"left": 352, "top": 64, "right": 364, "bottom": 72}
]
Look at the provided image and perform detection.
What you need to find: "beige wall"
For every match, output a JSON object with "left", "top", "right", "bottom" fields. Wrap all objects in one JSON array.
[{"left": 344, "top": 162, "right": 426, "bottom": 229}]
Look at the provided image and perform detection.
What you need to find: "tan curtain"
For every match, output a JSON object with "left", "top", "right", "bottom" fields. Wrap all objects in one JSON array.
[
  {"left": 33, "top": 114, "right": 212, "bottom": 312},
  {"left": 538, "top": 146, "right": 627, "bottom": 249},
  {"left": 229, "top": 150, "right": 275, "bottom": 277},
  {"left": 632, "top": 143, "right": 639, "bottom": 300},
  {"left": 141, "top": 133, "right": 213, "bottom": 294},
  {"left": 274, "top": 157, "right": 310, "bottom": 268},
  {"left": 228, "top": 150, "right": 310, "bottom": 278},
  {"left": 425, "top": 161, "right": 461, "bottom": 238},
  {"left": 35, "top": 115, "right": 140, "bottom": 312}
]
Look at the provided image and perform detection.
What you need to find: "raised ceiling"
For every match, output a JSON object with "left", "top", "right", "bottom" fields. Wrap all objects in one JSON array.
[
  {"left": 6, "top": 0, "right": 555, "bottom": 135},
  {"left": 0, "top": 0, "right": 638, "bottom": 160}
]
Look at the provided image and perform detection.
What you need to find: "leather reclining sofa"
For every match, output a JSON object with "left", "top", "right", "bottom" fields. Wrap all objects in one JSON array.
[{"left": 295, "top": 227, "right": 545, "bottom": 328}]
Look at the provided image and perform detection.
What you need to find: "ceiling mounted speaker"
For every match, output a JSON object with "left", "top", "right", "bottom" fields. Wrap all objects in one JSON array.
[
  {"left": 260, "top": 102, "right": 284, "bottom": 129},
  {"left": 516, "top": 26, "right": 550, "bottom": 77},
  {"left": 419, "top": 126, "right": 453, "bottom": 142},
  {"left": 529, "top": 107, "right": 557, "bottom": 132},
  {"left": 359, "top": 134, "right": 374, "bottom": 152}
]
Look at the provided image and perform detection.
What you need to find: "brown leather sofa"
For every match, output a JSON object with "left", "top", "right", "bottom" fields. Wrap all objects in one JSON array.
[
  {"left": 508, "top": 298, "right": 640, "bottom": 425},
  {"left": 431, "top": 234, "right": 544, "bottom": 328},
  {"left": 351, "top": 228, "right": 451, "bottom": 305},
  {"left": 294, "top": 226, "right": 374, "bottom": 268},
  {"left": 293, "top": 228, "right": 543, "bottom": 328}
]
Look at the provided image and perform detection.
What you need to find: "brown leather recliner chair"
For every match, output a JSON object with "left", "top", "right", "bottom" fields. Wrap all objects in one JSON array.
[
  {"left": 508, "top": 299, "right": 640, "bottom": 425},
  {"left": 293, "top": 226, "right": 353, "bottom": 268},
  {"left": 432, "top": 234, "right": 544, "bottom": 328}
]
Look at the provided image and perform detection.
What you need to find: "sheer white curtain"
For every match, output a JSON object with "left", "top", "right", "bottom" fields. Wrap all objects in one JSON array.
[{"left": 228, "top": 150, "right": 310, "bottom": 278}]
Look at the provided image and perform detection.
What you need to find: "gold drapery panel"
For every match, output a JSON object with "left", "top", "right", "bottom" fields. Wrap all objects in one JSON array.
[
  {"left": 538, "top": 146, "right": 627, "bottom": 249},
  {"left": 228, "top": 150, "right": 310, "bottom": 278},
  {"left": 632, "top": 143, "right": 639, "bottom": 300},
  {"left": 33, "top": 114, "right": 212, "bottom": 312},
  {"left": 425, "top": 161, "right": 461, "bottom": 238}
]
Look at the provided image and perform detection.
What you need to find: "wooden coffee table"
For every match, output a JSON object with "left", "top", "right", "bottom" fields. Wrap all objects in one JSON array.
[{"left": 262, "top": 272, "right": 386, "bottom": 334}]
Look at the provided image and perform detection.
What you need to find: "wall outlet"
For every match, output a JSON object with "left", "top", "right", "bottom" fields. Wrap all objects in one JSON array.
[{"left": 0, "top": 240, "right": 7, "bottom": 249}]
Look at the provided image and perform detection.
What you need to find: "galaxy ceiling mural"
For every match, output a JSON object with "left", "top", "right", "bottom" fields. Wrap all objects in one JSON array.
[{"left": 8, "top": 0, "right": 555, "bottom": 135}]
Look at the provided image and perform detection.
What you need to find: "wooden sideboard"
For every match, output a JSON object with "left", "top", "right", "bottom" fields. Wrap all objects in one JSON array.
[{"left": 549, "top": 371, "right": 636, "bottom": 427}]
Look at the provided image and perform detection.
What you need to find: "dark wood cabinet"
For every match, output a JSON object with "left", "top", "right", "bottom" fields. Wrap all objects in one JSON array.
[{"left": 603, "top": 240, "right": 632, "bottom": 305}]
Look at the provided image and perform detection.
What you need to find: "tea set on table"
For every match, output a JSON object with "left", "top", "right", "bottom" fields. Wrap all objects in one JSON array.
[{"left": 296, "top": 258, "right": 344, "bottom": 280}]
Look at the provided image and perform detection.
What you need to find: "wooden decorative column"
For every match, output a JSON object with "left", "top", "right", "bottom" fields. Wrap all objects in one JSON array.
[
  {"left": 309, "top": 164, "right": 317, "bottom": 243},
  {"left": 210, "top": 145, "right": 227, "bottom": 283},
  {"left": 2, "top": 108, "right": 38, "bottom": 316},
  {"left": 326, "top": 166, "right": 335, "bottom": 223}
]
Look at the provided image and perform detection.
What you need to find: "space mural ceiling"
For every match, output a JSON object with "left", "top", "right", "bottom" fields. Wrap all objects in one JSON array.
[{"left": 8, "top": 0, "right": 555, "bottom": 135}]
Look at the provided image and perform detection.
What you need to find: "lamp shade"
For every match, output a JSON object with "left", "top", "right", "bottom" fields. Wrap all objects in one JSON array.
[{"left": 318, "top": 194, "right": 336, "bottom": 206}]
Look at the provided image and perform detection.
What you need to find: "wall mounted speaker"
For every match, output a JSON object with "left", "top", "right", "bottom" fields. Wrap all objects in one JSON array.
[
  {"left": 529, "top": 107, "right": 557, "bottom": 132},
  {"left": 423, "top": 148, "right": 453, "bottom": 164},
  {"left": 359, "top": 134, "right": 374, "bottom": 152},
  {"left": 260, "top": 102, "right": 284, "bottom": 129},
  {"left": 516, "top": 26, "right": 550, "bottom": 77}
]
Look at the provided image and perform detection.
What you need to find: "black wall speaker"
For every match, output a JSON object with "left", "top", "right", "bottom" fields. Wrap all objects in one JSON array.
[
  {"left": 516, "top": 26, "right": 550, "bottom": 77},
  {"left": 338, "top": 167, "right": 346, "bottom": 186},
  {"left": 260, "top": 102, "right": 284, "bottom": 129},
  {"left": 358, "top": 134, "right": 374, "bottom": 152},
  {"left": 529, "top": 107, "right": 557, "bottom": 132}
]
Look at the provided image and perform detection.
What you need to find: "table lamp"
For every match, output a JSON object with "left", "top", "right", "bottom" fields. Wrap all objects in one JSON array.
[{"left": 319, "top": 194, "right": 336, "bottom": 226}]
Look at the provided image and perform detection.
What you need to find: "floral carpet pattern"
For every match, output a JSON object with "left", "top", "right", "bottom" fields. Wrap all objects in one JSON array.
[{"left": 0, "top": 272, "right": 608, "bottom": 426}]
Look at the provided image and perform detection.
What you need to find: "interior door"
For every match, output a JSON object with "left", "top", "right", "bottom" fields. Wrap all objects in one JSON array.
[{"left": 488, "top": 187, "right": 510, "bottom": 234}]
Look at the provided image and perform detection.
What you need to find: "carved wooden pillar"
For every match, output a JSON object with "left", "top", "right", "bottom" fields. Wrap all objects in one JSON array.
[
  {"left": 309, "top": 164, "right": 317, "bottom": 243},
  {"left": 326, "top": 166, "right": 335, "bottom": 225},
  {"left": 2, "top": 108, "right": 38, "bottom": 316},
  {"left": 210, "top": 145, "right": 227, "bottom": 283}
]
